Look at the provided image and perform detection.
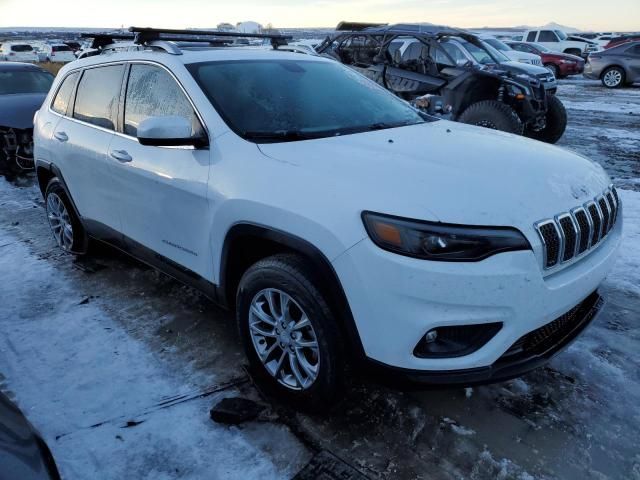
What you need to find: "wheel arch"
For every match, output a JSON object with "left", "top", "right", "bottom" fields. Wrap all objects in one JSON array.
[
  {"left": 36, "top": 161, "right": 82, "bottom": 223},
  {"left": 599, "top": 64, "right": 625, "bottom": 79},
  {"left": 219, "top": 223, "right": 366, "bottom": 361}
]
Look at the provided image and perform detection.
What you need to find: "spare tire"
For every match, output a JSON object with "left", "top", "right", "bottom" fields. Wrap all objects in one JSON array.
[
  {"left": 525, "top": 95, "right": 567, "bottom": 144},
  {"left": 458, "top": 100, "right": 524, "bottom": 135}
]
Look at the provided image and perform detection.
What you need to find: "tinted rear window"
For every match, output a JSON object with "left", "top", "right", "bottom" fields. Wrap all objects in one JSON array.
[
  {"left": 11, "top": 44, "right": 33, "bottom": 52},
  {"left": 73, "top": 65, "right": 124, "bottom": 130},
  {"left": 0, "top": 70, "right": 54, "bottom": 95},
  {"left": 52, "top": 45, "right": 72, "bottom": 52}
]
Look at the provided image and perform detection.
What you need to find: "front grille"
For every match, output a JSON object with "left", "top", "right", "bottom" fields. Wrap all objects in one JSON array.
[
  {"left": 501, "top": 291, "right": 602, "bottom": 361},
  {"left": 535, "top": 186, "right": 619, "bottom": 269}
]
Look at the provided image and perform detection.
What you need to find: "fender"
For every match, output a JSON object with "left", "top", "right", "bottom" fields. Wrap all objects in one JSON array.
[{"left": 219, "top": 223, "right": 366, "bottom": 361}]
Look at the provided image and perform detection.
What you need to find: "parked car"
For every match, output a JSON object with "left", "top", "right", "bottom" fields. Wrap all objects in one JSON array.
[
  {"left": 317, "top": 24, "right": 565, "bottom": 143},
  {"left": 605, "top": 34, "right": 640, "bottom": 49},
  {"left": 64, "top": 41, "right": 82, "bottom": 53},
  {"left": 0, "top": 392, "right": 61, "bottom": 480},
  {"left": 1, "top": 62, "right": 54, "bottom": 171},
  {"left": 584, "top": 41, "right": 640, "bottom": 88},
  {"left": 523, "top": 29, "right": 599, "bottom": 57},
  {"left": 506, "top": 41, "right": 585, "bottom": 78},
  {"left": 41, "top": 44, "right": 76, "bottom": 63},
  {"left": 477, "top": 35, "right": 543, "bottom": 66},
  {"left": 0, "top": 43, "right": 39, "bottom": 63},
  {"left": 34, "top": 27, "right": 621, "bottom": 408}
]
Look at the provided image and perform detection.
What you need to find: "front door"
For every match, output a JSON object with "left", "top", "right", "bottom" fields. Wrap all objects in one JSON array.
[{"left": 108, "top": 63, "right": 211, "bottom": 278}]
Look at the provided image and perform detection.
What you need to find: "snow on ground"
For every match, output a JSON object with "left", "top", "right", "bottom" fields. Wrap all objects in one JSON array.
[
  {"left": 1, "top": 79, "right": 640, "bottom": 480},
  {"left": 0, "top": 192, "right": 310, "bottom": 479}
]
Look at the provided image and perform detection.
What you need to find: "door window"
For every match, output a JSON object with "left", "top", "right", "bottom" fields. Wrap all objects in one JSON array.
[
  {"left": 538, "top": 31, "right": 559, "bottom": 42},
  {"left": 73, "top": 64, "right": 125, "bottom": 130},
  {"left": 51, "top": 72, "right": 79, "bottom": 115},
  {"left": 526, "top": 32, "right": 537, "bottom": 42},
  {"left": 124, "top": 64, "right": 202, "bottom": 138}
]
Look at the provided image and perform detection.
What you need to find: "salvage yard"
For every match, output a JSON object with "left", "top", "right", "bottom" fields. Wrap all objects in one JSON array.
[{"left": 1, "top": 79, "right": 639, "bottom": 480}]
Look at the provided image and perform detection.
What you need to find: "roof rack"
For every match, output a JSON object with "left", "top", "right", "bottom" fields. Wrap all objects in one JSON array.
[
  {"left": 79, "top": 26, "right": 293, "bottom": 57},
  {"left": 336, "top": 21, "right": 388, "bottom": 31}
]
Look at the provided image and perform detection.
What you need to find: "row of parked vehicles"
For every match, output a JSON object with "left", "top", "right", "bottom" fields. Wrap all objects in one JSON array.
[{"left": 0, "top": 40, "right": 81, "bottom": 63}]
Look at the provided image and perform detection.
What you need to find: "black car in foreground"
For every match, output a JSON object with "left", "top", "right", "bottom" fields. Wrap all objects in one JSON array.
[
  {"left": 0, "top": 392, "right": 61, "bottom": 480},
  {"left": 316, "top": 23, "right": 567, "bottom": 143},
  {"left": 0, "top": 62, "right": 54, "bottom": 172}
]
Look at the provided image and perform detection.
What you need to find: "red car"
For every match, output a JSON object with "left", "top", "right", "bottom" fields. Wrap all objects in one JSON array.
[
  {"left": 506, "top": 41, "right": 585, "bottom": 78},
  {"left": 605, "top": 35, "right": 640, "bottom": 49}
]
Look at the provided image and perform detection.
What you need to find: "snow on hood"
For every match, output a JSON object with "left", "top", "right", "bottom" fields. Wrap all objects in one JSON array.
[
  {"left": 0, "top": 93, "right": 47, "bottom": 129},
  {"left": 258, "top": 121, "right": 611, "bottom": 237}
]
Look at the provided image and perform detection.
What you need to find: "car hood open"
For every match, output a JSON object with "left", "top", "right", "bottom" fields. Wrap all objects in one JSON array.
[
  {"left": 258, "top": 121, "right": 611, "bottom": 236},
  {"left": 0, "top": 93, "right": 47, "bottom": 129}
]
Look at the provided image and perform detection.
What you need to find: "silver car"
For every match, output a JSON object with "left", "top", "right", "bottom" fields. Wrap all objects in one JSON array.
[{"left": 584, "top": 41, "right": 640, "bottom": 88}]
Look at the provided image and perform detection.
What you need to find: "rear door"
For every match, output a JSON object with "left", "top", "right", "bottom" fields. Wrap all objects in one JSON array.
[
  {"left": 626, "top": 44, "right": 640, "bottom": 80},
  {"left": 108, "top": 62, "right": 211, "bottom": 277},
  {"left": 53, "top": 63, "right": 125, "bottom": 238}
]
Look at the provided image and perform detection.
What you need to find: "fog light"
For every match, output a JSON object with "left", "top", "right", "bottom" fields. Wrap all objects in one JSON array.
[{"left": 414, "top": 323, "right": 502, "bottom": 358}]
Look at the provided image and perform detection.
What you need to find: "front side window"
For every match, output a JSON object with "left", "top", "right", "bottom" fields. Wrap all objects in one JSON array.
[
  {"left": 526, "top": 32, "right": 537, "bottom": 42},
  {"left": 52, "top": 45, "right": 72, "bottom": 52},
  {"left": 187, "top": 59, "right": 426, "bottom": 142},
  {"left": 0, "top": 70, "right": 53, "bottom": 95},
  {"left": 484, "top": 38, "right": 510, "bottom": 52},
  {"left": 124, "top": 64, "right": 202, "bottom": 138},
  {"left": 51, "top": 72, "right": 78, "bottom": 114},
  {"left": 539, "top": 31, "right": 559, "bottom": 42},
  {"left": 73, "top": 64, "right": 124, "bottom": 131}
]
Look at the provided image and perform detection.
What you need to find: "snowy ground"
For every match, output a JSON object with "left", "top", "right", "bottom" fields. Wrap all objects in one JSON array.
[{"left": 1, "top": 79, "right": 639, "bottom": 480}]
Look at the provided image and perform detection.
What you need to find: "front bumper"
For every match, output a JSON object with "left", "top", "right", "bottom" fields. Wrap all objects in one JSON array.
[
  {"left": 583, "top": 62, "right": 601, "bottom": 80},
  {"left": 332, "top": 220, "right": 620, "bottom": 373}
]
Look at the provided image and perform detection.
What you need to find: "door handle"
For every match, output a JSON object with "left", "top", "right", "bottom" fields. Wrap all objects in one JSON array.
[
  {"left": 110, "top": 149, "right": 132, "bottom": 163},
  {"left": 53, "top": 131, "right": 68, "bottom": 142}
]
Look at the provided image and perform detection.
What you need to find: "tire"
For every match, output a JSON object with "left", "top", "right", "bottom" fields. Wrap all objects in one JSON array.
[
  {"left": 44, "top": 178, "right": 89, "bottom": 255},
  {"left": 524, "top": 94, "right": 567, "bottom": 144},
  {"left": 236, "top": 254, "right": 345, "bottom": 410},
  {"left": 458, "top": 100, "right": 524, "bottom": 135},
  {"left": 545, "top": 63, "right": 559, "bottom": 78},
  {"left": 601, "top": 66, "right": 625, "bottom": 88}
]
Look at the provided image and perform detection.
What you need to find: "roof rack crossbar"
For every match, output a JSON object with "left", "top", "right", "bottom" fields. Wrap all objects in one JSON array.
[{"left": 129, "top": 26, "right": 292, "bottom": 48}]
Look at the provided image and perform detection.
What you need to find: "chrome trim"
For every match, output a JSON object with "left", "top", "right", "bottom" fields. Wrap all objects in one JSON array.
[
  {"left": 596, "top": 195, "right": 610, "bottom": 237},
  {"left": 585, "top": 200, "right": 602, "bottom": 246},
  {"left": 535, "top": 219, "right": 562, "bottom": 269},
  {"left": 571, "top": 206, "right": 592, "bottom": 252},
  {"left": 556, "top": 213, "right": 579, "bottom": 262},
  {"left": 605, "top": 190, "right": 617, "bottom": 229}
]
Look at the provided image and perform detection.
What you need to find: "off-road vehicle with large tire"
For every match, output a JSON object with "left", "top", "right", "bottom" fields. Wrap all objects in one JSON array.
[{"left": 316, "top": 23, "right": 567, "bottom": 143}]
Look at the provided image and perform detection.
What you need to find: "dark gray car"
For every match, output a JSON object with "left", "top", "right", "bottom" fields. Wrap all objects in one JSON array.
[{"left": 584, "top": 41, "right": 640, "bottom": 88}]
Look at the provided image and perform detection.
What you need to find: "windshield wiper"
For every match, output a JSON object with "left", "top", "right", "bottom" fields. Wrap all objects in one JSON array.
[{"left": 244, "top": 130, "right": 321, "bottom": 143}]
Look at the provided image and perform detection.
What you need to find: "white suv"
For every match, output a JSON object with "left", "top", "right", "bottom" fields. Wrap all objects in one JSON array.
[{"left": 34, "top": 29, "right": 621, "bottom": 408}]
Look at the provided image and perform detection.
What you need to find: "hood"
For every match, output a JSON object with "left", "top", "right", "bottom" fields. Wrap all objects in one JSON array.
[
  {"left": 504, "top": 50, "right": 540, "bottom": 62},
  {"left": 500, "top": 60, "right": 550, "bottom": 76},
  {"left": 257, "top": 121, "right": 610, "bottom": 239},
  {"left": 545, "top": 51, "right": 584, "bottom": 62},
  {"left": 0, "top": 93, "right": 47, "bottom": 129}
]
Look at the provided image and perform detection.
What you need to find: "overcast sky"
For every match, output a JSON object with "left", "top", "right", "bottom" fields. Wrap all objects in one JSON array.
[{"left": 1, "top": 0, "right": 638, "bottom": 31}]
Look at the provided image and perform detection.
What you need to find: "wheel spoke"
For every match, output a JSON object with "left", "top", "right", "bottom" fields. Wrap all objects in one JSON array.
[
  {"left": 273, "top": 349, "right": 287, "bottom": 378},
  {"left": 250, "top": 304, "right": 276, "bottom": 326},
  {"left": 266, "top": 290, "right": 279, "bottom": 319},
  {"left": 296, "top": 339, "right": 319, "bottom": 349},
  {"left": 288, "top": 352, "right": 306, "bottom": 388},
  {"left": 292, "top": 315, "right": 311, "bottom": 330},
  {"left": 249, "top": 322, "right": 277, "bottom": 337},
  {"left": 257, "top": 341, "right": 278, "bottom": 362},
  {"left": 295, "top": 348, "right": 318, "bottom": 377}
]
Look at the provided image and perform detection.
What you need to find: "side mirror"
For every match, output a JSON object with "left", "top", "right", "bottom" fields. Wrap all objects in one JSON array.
[{"left": 136, "top": 116, "right": 208, "bottom": 147}]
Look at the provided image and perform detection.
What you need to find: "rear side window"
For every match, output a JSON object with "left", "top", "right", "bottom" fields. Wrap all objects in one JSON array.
[
  {"left": 526, "top": 32, "right": 537, "bottom": 42},
  {"left": 51, "top": 72, "right": 78, "bottom": 115},
  {"left": 11, "top": 44, "right": 33, "bottom": 52},
  {"left": 627, "top": 44, "right": 640, "bottom": 55},
  {"left": 52, "top": 45, "right": 71, "bottom": 52},
  {"left": 73, "top": 65, "right": 124, "bottom": 130},
  {"left": 538, "top": 31, "right": 558, "bottom": 42},
  {"left": 123, "top": 64, "right": 201, "bottom": 137}
]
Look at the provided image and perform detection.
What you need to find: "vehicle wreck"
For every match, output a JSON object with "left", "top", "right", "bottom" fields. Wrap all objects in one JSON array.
[{"left": 0, "top": 62, "right": 54, "bottom": 172}]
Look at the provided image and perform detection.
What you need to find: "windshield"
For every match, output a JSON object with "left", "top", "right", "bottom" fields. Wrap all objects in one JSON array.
[
  {"left": 10, "top": 44, "right": 33, "bottom": 52},
  {"left": 484, "top": 38, "right": 511, "bottom": 52},
  {"left": 451, "top": 39, "right": 506, "bottom": 64},
  {"left": 0, "top": 70, "right": 54, "bottom": 95},
  {"left": 187, "top": 59, "right": 427, "bottom": 142},
  {"left": 555, "top": 30, "right": 568, "bottom": 40},
  {"left": 530, "top": 42, "right": 551, "bottom": 53}
]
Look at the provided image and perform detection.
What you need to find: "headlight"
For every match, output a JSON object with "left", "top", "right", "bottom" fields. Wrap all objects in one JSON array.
[
  {"left": 362, "top": 212, "right": 531, "bottom": 262},
  {"left": 560, "top": 59, "right": 577, "bottom": 64},
  {"left": 505, "top": 81, "right": 531, "bottom": 97}
]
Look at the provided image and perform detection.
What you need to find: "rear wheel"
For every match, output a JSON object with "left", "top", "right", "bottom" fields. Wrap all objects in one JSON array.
[
  {"left": 458, "top": 100, "right": 524, "bottom": 135},
  {"left": 524, "top": 94, "right": 567, "bottom": 144},
  {"left": 236, "top": 254, "right": 345, "bottom": 410},
  {"left": 601, "top": 66, "right": 625, "bottom": 88},
  {"left": 44, "top": 178, "right": 88, "bottom": 255}
]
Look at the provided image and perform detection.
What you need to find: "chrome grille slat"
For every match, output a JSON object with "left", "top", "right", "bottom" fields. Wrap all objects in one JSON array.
[{"left": 535, "top": 187, "right": 620, "bottom": 270}]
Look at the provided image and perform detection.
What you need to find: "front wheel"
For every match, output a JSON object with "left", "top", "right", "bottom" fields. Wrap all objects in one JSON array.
[
  {"left": 524, "top": 95, "right": 567, "bottom": 144},
  {"left": 601, "top": 66, "right": 625, "bottom": 88},
  {"left": 458, "top": 100, "right": 524, "bottom": 135},
  {"left": 44, "top": 178, "right": 88, "bottom": 254},
  {"left": 545, "top": 63, "right": 559, "bottom": 78},
  {"left": 236, "top": 254, "right": 345, "bottom": 410}
]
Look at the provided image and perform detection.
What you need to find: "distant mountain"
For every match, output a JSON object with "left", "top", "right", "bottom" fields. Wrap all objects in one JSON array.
[{"left": 513, "top": 22, "right": 582, "bottom": 33}]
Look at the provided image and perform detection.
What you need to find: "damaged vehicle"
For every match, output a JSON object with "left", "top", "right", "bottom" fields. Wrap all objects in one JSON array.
[
  {"left": 316, "top": 23, "right": 567, "bottom": 143},
  {"left": 0, "top": 62, "right": 54, "bottom": 172}
]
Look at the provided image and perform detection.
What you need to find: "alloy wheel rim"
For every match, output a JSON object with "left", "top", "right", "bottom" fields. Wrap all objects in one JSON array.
[
  {"left": 46, "top": 193, "right": 73, "bottom": 251},
  {"left": 248, "top": 288, "right": 320, "bottom": 390},
  {"left": 604, "top": 70, "right": 622, "bottom": 87}
]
